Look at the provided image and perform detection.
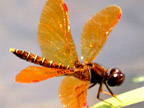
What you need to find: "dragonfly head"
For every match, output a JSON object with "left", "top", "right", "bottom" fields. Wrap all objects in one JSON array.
[{"left": 107, "top": 68, "right": 125, "bottom": 87}]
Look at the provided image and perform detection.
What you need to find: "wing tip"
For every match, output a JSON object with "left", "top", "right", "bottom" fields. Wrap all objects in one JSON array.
[
  {"left": 15, "top": 77, "right": 38, "bottom": 83},
  {"left": 108, "top": 5, "right": 122, "bottom": 13},
  {"left": 63, "top": 2, "right": 68, "bottom": 12},
  {"left": 106, "top": 5, "right": 122, "bottom": 20}
]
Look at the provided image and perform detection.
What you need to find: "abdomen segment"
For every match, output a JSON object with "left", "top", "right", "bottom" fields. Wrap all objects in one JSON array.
[{"left": 10, "top": 48, "right": 69, "bottom": 69}]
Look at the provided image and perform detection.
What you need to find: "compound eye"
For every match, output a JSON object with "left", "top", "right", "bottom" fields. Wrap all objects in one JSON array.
[
  {"left": 107, "top": 68, "right": 125, "bottom": 87},
  {"left": 110, "top": 68, "right": 121, "bottom": 74}
]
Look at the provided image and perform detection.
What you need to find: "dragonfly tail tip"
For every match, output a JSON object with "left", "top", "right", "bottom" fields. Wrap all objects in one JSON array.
[{"left": 9, "top": 48, "right": 15, "bottom": 52}]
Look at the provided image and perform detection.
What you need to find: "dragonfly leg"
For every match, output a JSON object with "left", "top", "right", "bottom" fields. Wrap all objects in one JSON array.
[
  {"left": 104, "top": 82, "right": 122, "bottom": 103},
  {"left": 88, "top": 83, "right": 97, "bottom": 89},
  {"left": 97, "top": 81, "right": 113, "bottom": 107}
]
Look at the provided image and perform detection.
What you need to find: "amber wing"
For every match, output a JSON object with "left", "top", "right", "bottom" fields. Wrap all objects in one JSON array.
[
  {"left": 59, "top": 76, "right": 90, "bottom": 108},
  {"left": 16, "top": 66, "right": 73, "bottom": 83},
  {"left": 38, "top": 0, "right": 79, "bottom": 67},
  {"left": 81, "top": 5, "right": 122, "bottom": 63}
]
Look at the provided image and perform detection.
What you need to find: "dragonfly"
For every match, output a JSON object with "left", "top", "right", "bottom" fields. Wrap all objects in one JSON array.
[{"left": 10, "top": 0, "right": 125, "bottom": 107}]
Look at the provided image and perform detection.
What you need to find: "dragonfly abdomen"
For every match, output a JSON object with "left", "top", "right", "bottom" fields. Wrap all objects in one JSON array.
[{"left": 10, "top": 48, "right": 69, "bottom": 69}]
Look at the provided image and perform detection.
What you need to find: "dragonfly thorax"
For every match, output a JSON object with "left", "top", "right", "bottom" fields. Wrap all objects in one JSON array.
[{"left": 90, "top": 63, "right": 108, "bottom": 84}]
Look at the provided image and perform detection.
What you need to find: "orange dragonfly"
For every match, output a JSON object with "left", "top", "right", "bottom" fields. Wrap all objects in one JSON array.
[{"left": 10, "top": 0, "right": 125, "bottom": 107}]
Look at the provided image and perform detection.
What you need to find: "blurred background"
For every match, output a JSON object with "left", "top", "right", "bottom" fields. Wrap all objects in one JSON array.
[{"left": 0, "top": 0, "right": 144, "bottom": 108}]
